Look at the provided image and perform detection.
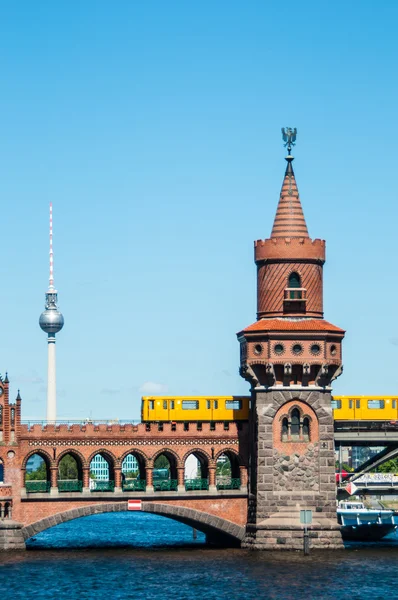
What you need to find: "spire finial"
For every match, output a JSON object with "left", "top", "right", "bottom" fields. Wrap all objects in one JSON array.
[
  {"left": 49, "top": 202, "right": 55, "bottom": 292},
  {"left": 270, "top": 128, "right": 309, "bottom": 239},
  {"left": 281, "top": 127, "right": 297, "bottom": 156}
]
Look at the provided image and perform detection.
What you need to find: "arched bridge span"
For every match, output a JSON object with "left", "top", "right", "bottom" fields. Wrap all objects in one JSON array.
[{"left": 21, "top": 502, "right": 245, "bottom": 546}]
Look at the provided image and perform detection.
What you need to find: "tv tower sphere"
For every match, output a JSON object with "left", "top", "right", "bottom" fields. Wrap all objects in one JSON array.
[{"left": 39, "top": 298, "right": 64, "bottom": 334}]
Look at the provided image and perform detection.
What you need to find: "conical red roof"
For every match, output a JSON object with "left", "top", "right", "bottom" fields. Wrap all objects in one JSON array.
[{"left": 270, "top": 157, "right": 309, "bottom": 238}]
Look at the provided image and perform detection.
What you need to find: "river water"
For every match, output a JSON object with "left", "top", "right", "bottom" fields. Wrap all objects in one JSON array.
[{"left": 0, "top": 512, "right": 397, "bottom": 600}]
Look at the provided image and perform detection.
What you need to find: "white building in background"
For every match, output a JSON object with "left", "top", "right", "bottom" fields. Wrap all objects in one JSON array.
[
  {"left": 90, "top": 454, "right": 138, "bottom": 480},
  {"left": 185, "top": 454, "right": 199, "bottom": 479}
]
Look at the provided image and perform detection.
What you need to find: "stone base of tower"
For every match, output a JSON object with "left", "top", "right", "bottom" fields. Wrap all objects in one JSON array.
[
  {"left": 245, "top": 388, "right": 342, "bottom": 550},
  {"left": 244, "top": 508, "right": 343, "bottom": 550},
  {"left": 0, "top": 521, "right": 26, "bottom": 551}
]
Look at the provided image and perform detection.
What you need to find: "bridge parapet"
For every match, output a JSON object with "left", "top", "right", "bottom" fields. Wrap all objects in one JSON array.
[{"left": 20, "top": 421, "right": 247, "bottom": 439}]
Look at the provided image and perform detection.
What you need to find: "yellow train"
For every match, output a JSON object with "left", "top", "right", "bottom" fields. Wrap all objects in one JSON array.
[
  {"left": 332, "top": 396, "right": 398, "bottom": 421},
  {"left": 141, "top": 396, "right": 250, "bottom": 422},
  {"left": 141, "top": 395, "right": 398, "bottom": 422}
]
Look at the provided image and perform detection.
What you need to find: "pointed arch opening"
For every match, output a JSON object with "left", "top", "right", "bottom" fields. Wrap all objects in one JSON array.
[
  {"left": 153, "top": 451, "right": 178, "bottom": 491},
  {"left": 25, "top": 452, "right": 51, "bottom": 493},
  {"left": 89, "top": 452, "right": 115, "bottom": 492},
  {"left": 184, "top": 451, "right": 209, "bottom": 491},
  {"left": 216, "top": 451, "right": 241, "bottom": 490},
  {"left": 288, "top": 272, "right": 301, "bottom": 288},
  {"left": 58, "top": 452, "right": 83, "bottom": 492},
  {"left": 121, "top": 452, "right": 146, "bottom": 492}
]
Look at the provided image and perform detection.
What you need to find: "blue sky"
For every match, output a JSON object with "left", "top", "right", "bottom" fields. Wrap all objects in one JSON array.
[{"left": 0, "top": 1, "right": 397, "bottom": 419}]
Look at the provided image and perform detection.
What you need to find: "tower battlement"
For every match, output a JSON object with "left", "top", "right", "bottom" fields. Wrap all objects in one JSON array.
[{"left": 255, "top": 237, "right": 325, "bottom": 263}]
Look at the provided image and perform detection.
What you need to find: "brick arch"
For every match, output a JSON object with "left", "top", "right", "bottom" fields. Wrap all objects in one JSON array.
[
  {"left": 119, "top": 449, "right": 148, "bottom": 480},
  {"left": 181, "top": 448, "right": 211, "bottom": 465},
  {"left": 21, "top": 502, "right": 245, "bottom": 546},
  {"left": 56, "top": 449, "right": 87, "bottom": 470},
  {"left": 182, "top": 448, "right": 211, "bottom": 479},
  {"left": 214, "top": 447, "right": 243, "bottom": 466},
  {"left": 151, "top": 448, "right": 182, "bottom": 468},
  {"left": 22, "top": 449, "right": 53, "bottom": 470},
  {"left": 87, "top": 448, "right": 118, "bottom": 467},
  {"left": 119, "top": 448, "right": 149, "bottom": 466}
]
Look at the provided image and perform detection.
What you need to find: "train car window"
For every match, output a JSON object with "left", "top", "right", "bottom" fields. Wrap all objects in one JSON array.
[
  {"left": 393, "top": 400, "right": 397, "bottom": 409},
  {"left": 214, "top": 400, "right": 218, "bottom": 409},
  {"left": 368, "top": 400, "right": 385, "bottom": 409},
  {"left": 206, "top": 400, "right": 211, "bottom": 409},
  {"left": 331, "top": 400, "right": 342, "bottom": 409},
  {"left": 149, "top": 400, "right": 155, "bottom": 410},
  {"left": 182, "top": 400, "right": 199, "bottom": 410},
  {"left": 163, "top": 400, "right": 167, "bottom": 409},
  {"left": 170, "top": 400, "right": 175, "bottom": 409},
  {"left": 356, "top": 399, "right": 360, "bottom": 409},
  {"left": 226, "top": 400, "right": 242, "bottom": 410},
  {"left": 184, "top": 422, "right": 189, "bottom": 431},
  {"left": 349, "top": 400, "right": 353, "bottom": 409}
]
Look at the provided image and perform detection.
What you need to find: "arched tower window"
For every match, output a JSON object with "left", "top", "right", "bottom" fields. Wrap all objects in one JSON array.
[
  {"left": 10, "top": 408, "right": 15, "bottom": 427},
  {"left": 302, "top": 417, "right": 310, "bottom": 441},
  {"left": 291, "top": 408, "right": 300, "bottom": 438},
  {"left": 281, "top": 417, "right": 288, "bottom": 441},
  {"left": 288, "top": 272, "right": 301, "bottom": 288},
  {"left": 0, "top": 405, "right": 2, "bottom": 426}
]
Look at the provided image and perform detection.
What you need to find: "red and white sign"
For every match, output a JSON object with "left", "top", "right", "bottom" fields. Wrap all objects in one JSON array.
[
  {"left": 345, "top": 482, "right": 358, "bottom": 496},
  {"left": 128, "top": 499, "right": 142, "bottom": 511}
]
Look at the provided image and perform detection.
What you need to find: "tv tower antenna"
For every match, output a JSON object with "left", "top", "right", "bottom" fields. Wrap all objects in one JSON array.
[{"left": 39, "top": 203, "right": 64, "bottom": 422}]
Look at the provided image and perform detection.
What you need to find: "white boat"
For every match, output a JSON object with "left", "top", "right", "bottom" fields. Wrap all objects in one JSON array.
[{"left": 337, "top": 501, "right": 397, "bottom": 541}]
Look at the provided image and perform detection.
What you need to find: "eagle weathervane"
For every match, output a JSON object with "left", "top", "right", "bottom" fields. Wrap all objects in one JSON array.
[{"left": 281, "top": 127, "right": 297, "bottom": 154}]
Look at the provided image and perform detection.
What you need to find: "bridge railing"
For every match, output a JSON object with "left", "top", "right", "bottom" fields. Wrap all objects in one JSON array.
[
  {"left": 185, "top": 478, "right": 209, "bottom": 491},
  {"left": 90, "top": 480, "right": 115, "bottom": 492},
  {"left": 335, "top": 420, "right": 398, "bottom": 433},
  {"left": 25, "top": 480, "right": 51, "bottom": 493},
  {"left": 216, "top": 478, "right": 241, "bottom": 490},
  {"left": 21, "top": 419, "right": 141, "bottom": 430},
  {"left": 153, "top": 479, "right": 178, "bottom": 492},
  {"left": 122, "top": 479, "right": 146, "bottom": 492},
  {"left": 58, "top": 480, "right": 83, "bottom": 492}
]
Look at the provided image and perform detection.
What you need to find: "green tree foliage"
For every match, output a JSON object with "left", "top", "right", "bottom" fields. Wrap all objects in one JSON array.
[
  {"left": 377, "top": 458, "right": 398, "bottom": 473},
  {"left": 216, "top": 457, "right": 231, "bottom": 477},
  {"left": 25, "top": 460, "right": 47, "bottom": 481},
  {"left": 58, "top": 454, "right": 78, "bottom": 480},
  {"left": 154, "top": 455, "right": 170, "bottom": 470},
  {"left": 335, "top": 461, "right": 354, "bottom": 472},
  {"left": 124, "top": 470, "right": 139, "bottom": 478}
]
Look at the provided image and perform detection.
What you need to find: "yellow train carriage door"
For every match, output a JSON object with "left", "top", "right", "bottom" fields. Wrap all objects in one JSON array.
[
  {"left": 205, "top": 399, "right": 214, "bottom": 421},
  {"left": 331, "top": 396, "right": 343, "bottom": 420},
  {"left": 168, "top": 398, "right": 176, "bottom": 421},
  {"left": 144, "top": 397, "right": 156, "bottom": 421},
  {"left": 384, "top": 398, "right": 397, "bottom": 420},
  {"left": 154, "top": 397, "right": 169, "bottom": 421}
]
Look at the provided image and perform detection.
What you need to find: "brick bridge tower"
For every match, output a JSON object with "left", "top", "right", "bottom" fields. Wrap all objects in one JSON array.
[{"left": 237, "top": 130, "right": 345, "bottom": 549}]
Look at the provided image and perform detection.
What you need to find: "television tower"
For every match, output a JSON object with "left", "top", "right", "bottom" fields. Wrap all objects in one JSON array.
[{"left": 39, "top": 203, "right": 64, "bottom": 422}]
